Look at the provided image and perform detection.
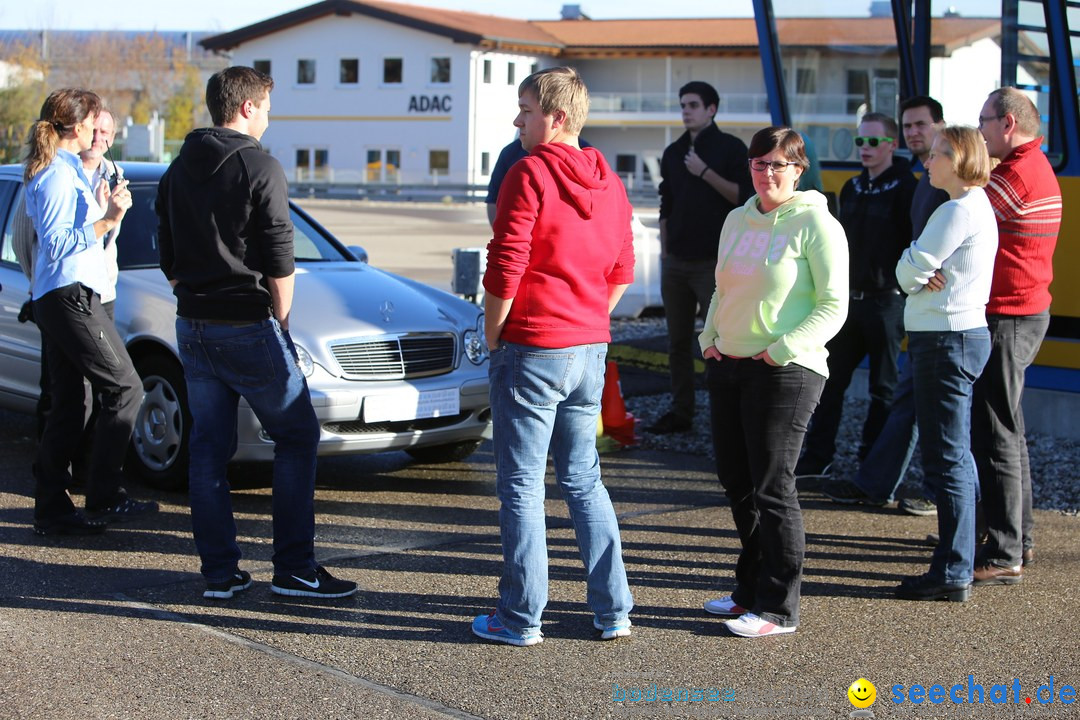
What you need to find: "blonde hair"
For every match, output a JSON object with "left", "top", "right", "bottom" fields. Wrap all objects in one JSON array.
[
  {"left": 518, "top": 67, "right": 589, "bottom": 135},
  {"left": 936, "top": 125, "right": 991, "bottom": 186},
  {"left": 24, "top": 88, "right": 102, "bottom": 182}
]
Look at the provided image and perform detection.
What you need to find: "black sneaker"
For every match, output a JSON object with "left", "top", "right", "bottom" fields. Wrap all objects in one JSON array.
[
  {"left": 645, "top": 412, "right": 692, "bottom": 435},
  {"left": 33, "top": 512, "right": 107, "bottom": 536},
  {"left": 271, "top": 565, "right": 357, "bottom": 598},
  {"left": 87, "top": 495, "right": 160, "bottom": 523},
  {"left": 205, "top": 570, "right": 253, "bottom": 600},
  {"left": 898, "top": 497, "right": 937, "bottom": 516},
  {"left": 822, "top": 479, "right": 887, "bottom": 507}
]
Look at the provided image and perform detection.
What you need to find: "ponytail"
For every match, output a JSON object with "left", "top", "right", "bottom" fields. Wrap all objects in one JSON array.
[
  {"left": 24, "top": 120, "right": 61, "bottom": 183},
  {"left": 22, "top": 88, "right": 102, "bottom": 183}
]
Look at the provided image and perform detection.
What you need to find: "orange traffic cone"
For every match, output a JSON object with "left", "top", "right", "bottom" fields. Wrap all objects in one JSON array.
[{"left": 600, "top": 361, "right": 637, "bottom": 447}]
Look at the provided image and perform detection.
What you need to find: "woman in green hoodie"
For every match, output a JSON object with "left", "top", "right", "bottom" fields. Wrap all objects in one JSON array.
[{"left": 699, "top": 127, "right": 849, "bottom": 637}]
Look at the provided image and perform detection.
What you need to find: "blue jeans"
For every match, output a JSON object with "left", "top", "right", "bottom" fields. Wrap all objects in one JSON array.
[
  {"left": 706, "top": 357, "right": 824, "bottom": 627},
  {"left": 971, "top": 313, "right": 1048, "bottom": 567},
  {"left": 908, "top": 329, "right": 991, "bottom": 585},
  {"left": 802, "top": 291, "right": 906, "bottom": 466},
  {"left": 489, "top": 342, "right": 633, "bottom": 634},
  {"left": 176, "top": 317, "right": 320, "bottom": 583},
  {"left": 853, "top": 356, "right": 919, "bottom": 503}
]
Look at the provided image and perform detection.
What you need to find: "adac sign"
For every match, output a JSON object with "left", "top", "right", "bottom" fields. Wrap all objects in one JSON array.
[{"left": 408, "top": 95, "right": 452, "bottom": 112}]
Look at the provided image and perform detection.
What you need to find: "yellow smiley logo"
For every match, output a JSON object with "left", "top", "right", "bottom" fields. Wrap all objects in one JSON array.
[{"left": 848, "top": 678, "right": 876, "bottom": 709}]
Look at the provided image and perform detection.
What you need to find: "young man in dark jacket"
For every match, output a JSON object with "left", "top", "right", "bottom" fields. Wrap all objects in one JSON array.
[
  {"left": 652, "top": 81, "right": 753, "bottom": 434},
  {"left": 797, "top": 112, "right": 917, "bottom": 479},
  {"left": 156, "top": 66, "right": 356, "bottom": 601}
]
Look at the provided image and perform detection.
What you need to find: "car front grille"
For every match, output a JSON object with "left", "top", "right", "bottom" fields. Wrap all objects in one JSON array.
[
  {"left": 324, "top": 411, "right": 472, "bottom": 435},
  {"left": 329, "top": 333, "right": 457, "bottom": 380}
]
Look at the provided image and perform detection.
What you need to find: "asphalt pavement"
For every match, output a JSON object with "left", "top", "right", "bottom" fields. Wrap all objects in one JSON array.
[{"left": 2, "top": 399, "right": 1078, "bottom": 719}]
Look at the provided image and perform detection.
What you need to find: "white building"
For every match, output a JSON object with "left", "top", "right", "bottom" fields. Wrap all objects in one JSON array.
[{"left": 200, "top": 0, "right": 1000, "bottom": 190}]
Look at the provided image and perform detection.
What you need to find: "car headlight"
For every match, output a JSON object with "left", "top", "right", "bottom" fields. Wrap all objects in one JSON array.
[
  {"left": 464, "top": 315, "right": 487, "bottom": 365},
  {"left": 294, "top": 343, "right": 315, "bottom": 377}
]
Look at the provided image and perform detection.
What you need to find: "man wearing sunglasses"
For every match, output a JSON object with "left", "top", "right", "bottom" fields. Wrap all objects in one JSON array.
[
  {"left": 653, "top": 81, "right": 753, "bottom": 435},
  {"left": 824, "top": 96, "right": 950, "bottom": 513},
  {"left": 796, "top": 112, "right": 916, "bottom": 481}
]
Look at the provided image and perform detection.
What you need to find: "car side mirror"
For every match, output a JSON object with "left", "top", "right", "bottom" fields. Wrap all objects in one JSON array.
[{"left": 346, "top": 245, "right": 369, "bottom": 263}]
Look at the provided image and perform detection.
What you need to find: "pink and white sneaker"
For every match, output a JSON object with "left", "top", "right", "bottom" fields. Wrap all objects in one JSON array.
[
  {"left": 703, "top": 596, "right": 748, "bottom": 617},
  {"left": 724, "top": 613, "right": 797, "bottom": 638}
]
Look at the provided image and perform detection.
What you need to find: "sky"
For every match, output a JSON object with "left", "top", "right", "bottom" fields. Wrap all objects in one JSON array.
[{"left": 0, "top": 0, "right": 997, "bottom": 31}]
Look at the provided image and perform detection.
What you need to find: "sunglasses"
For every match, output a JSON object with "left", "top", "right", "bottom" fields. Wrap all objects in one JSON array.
[{"left": 854, "top": 136, "right": 894, "bottom": 148}]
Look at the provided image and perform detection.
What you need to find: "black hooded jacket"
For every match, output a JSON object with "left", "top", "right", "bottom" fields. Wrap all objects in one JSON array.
[{"left": 156, "top": 127, "right": 293, "bottom": 321}]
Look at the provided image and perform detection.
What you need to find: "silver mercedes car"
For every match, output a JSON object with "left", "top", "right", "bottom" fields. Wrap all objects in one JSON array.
[{"left": 0, "top": 163, "right": 492, "bottom": 489}]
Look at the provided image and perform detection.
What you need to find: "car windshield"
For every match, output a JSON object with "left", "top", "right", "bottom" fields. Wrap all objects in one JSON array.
[{"left": 117, "top": 182, "right": 351, "bottom": 270}]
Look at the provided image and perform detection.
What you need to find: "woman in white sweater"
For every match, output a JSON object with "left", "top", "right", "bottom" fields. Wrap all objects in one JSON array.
[{"left": 894, "top": 125, "right": 998, "bottom": 602}]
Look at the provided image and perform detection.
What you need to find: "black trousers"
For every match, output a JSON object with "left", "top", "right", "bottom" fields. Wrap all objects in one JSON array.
[
  {"left": 36, "top": 301, "right": 115, "bottom": 475},
  {"left": 32, "top": 284, "right": 141, "bottom": 520},
  {"left": 707, "top": 356, "right": 824, "bottom": 627}
]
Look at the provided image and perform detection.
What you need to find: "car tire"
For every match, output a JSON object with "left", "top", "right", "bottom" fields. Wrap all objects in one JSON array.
[
  {"left": 129, "top": 354, "right": 190, "bottom": 491},
  {"left": 405, "top": 439, "right": 482, "bottom": 464}
]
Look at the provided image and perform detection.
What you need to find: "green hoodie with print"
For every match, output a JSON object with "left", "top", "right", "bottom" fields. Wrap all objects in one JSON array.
[{"left": 698, "top": 189, "right": 849, "bottom": 378}]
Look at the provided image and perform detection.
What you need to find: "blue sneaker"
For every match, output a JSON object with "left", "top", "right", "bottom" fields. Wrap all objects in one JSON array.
[
  {"left": 471, "top": 612, "right": 543, "bottom": 647},
  {"left": 593, "top": 617, "right": 632, "bottom": 640}
]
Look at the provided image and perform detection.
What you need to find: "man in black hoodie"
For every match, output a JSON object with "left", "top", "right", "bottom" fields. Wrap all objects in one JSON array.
[
  {"left": 156, "top": 66, "right": 355, "bottom": 601},
  {"left": 797, "top": 112, "right": 917, "bottom": 480}
]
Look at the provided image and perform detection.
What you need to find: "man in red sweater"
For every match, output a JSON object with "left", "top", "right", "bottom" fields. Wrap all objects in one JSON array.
[
  {"left": 472, "top": 67, "right": 636, "bottom": 647},
  {"left": 973, "top": 87, "right": 1062, "bottom": 586}
]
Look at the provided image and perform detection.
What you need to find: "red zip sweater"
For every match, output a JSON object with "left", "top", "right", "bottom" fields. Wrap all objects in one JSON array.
[
  {"left": 984, "top": 137, "right": 1062, "bottom": 316},
  {"left": 484, "top": 143, "right": 635, "bottom": 348}
]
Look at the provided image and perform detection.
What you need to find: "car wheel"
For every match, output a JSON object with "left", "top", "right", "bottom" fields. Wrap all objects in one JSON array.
[
  {"left": 129, "top": 354, "right": 190, "bottom": 491},
  {"left": 405, "top": 439, "right": 482, "bottom": 464}
]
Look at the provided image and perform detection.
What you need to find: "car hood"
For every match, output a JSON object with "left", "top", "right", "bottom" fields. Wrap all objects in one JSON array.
[
  {"left": 116, "top": 262, "right": 481, "bottom": 367},
  {"left": 290, "top": 262, "right": 474, "bottom": 339}
]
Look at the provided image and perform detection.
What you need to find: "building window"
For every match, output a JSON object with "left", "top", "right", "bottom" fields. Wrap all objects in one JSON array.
[
  {"left": 507, "top": 62, "right": 516, "bottom": 86},
  {"left": 481, "top": 152, "right": 491, "bottom": 176},
  {"left": 254, "top": 59, "right": 271, "bottom": 77},
  {"left": 531, "top": 62, "right": 539, "bottom": 75},
  {"left": 483, "top": 59, "right": 492, "bottom": 84},
  {"left": 366, "top": 149, "right": 400, "bottom": 183},
  {"left": 296, "top": 148, "right": 328, "bottom": 181},
  {"left": 340, "top": 58, "right": 359, "bottom": 84},
  {"left": 615, "top": 154, "right": 636, "bottom": 176},
  {"left": 431, "top": 57, "right": 451, "bottom": 84},
  {"left": 795, "top": 68, "right": 816, "bottom": 95},
  {"left": 846, "top": 69, "right": 869, "bottom": 114},
  {"left": 297, "top": 59, "right": 316, "bottom": 85},
  {"left": 384, "top": 58, "right": 403, "bottom": 84},
  {"left": 429, "top": 150, "right": 449, "bottom": 177}
]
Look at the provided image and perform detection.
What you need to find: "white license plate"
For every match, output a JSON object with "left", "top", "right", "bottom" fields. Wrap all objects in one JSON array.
[{"left": 363, "top": 388, "right": 460, "bottom": 423}]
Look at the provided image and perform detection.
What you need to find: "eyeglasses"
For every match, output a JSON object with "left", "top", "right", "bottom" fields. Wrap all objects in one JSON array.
[
  {"left": 749, "top": 159, "right": 799, "bottom": 173},
  {"left": 854, "top": 136, "right": 894, "bottom": 148},
  {"left": 978, "top": 114, "right": 1004, "bottom": 127}
]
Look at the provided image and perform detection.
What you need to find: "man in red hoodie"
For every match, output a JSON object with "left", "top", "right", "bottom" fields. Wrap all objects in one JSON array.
[{"left": 472, "top": 67, "right": 636, "bottom": 647}]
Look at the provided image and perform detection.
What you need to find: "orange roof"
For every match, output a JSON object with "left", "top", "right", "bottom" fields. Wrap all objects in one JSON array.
[
  {"left": 535, "top": 17, "right": 999, "bottom": 53},
  {"left": 202, "top": 2, "right": 999, "bottom": 57},
  {"left": 202, "top": 0, "right": 562, "bottom": 52}
]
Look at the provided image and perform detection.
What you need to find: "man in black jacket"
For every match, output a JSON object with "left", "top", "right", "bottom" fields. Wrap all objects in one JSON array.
[
  {"left": 156, "top": 66, "right": 356, "bottom": 601},
  {"left": 652, "top": 81, "right": 752, "bottom": 434},
  {"left": 797, "top": 112, "right": 916, "bottom": 480}
]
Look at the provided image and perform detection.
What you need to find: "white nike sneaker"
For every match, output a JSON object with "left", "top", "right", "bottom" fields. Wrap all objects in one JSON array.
[
  {"left": 270, "top": 565, "right": 357, "bottom": 598},
  {"left": 724, "top": 613, "right": 796, "bottom": 638}
]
